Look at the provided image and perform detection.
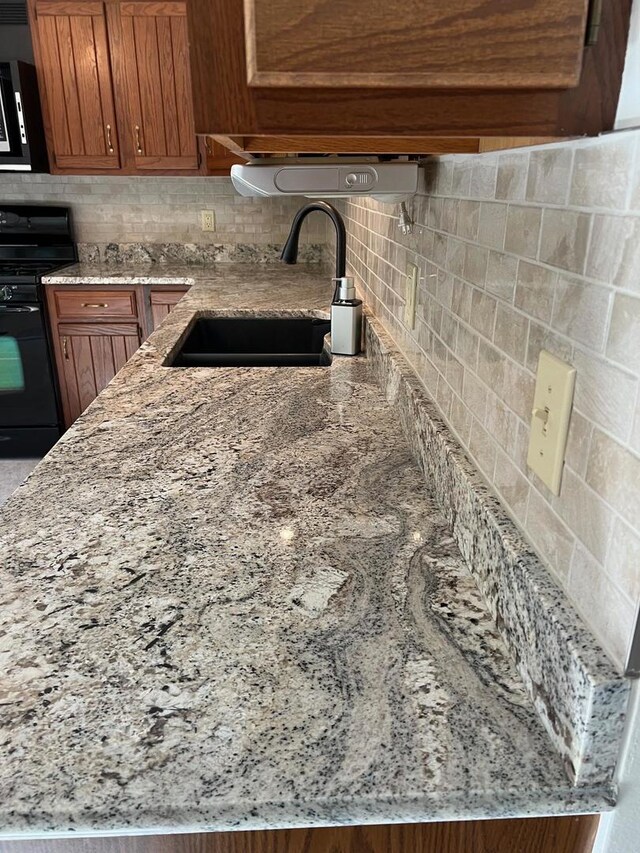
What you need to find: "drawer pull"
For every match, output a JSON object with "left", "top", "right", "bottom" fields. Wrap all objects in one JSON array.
[
  {"left": 62, "top": 336, "right": 69, "bottom": 360},
  {"left": 106, "top": 123, "right": 114, "bottom": 154},
  {"left": 135, "top": 124, "right": 143, "bottom": 155},
  {"left": 82, "top": 302, "right": 109, "bottom": 308}
]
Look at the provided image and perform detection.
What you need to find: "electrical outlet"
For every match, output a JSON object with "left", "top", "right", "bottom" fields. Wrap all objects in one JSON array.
[
  {"left": 527, "top": 350, "right": 576, "bottom": 495},
  {"left": 200, "top": 210, "right": 215, "bottom": 232},
  {"left": 404, "top": 263, "right": 418, "bottom": 329}
]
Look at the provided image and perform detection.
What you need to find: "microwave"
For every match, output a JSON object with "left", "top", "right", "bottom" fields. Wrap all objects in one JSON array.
[{"left": 0, "top": 61, "right": 47, "bottom": 171}]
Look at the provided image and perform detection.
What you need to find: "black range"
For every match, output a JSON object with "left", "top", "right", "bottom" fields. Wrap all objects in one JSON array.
[{"left": 0, "top": 204, "right": 76, "bottom": 456}]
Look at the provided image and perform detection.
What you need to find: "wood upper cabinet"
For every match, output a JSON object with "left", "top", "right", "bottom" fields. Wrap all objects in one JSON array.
[
  {"left": 29, "top": 1, "right": 120, "bottom": 170},
  {"left": 117, "top": 1, "right": 199, "bottom": 170},
  {"left": 244, "top": 0, "right": 589, "bottom": 90},
  {"left": 29, "top": 0, "right": 204, "bottom": 174},
  {"left": 187, "top": 0, "right": 632, "bottom": 139}
]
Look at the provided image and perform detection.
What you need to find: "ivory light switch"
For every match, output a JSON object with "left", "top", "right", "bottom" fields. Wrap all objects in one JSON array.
[{"left": 527, "top": 350, "right": 576, "bottom": 495}]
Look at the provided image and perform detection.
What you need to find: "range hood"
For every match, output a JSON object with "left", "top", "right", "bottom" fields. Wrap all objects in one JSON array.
[{"left": 230, "top": 159, "right": 418, "bottom": 204}]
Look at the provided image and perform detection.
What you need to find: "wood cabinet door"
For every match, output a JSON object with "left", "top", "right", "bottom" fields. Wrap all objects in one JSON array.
[
  {"left": 187, "top": 0, "right": 631, "bottom": 138},
  {"left": 30, "top": 0, "right": 120, "bottom": 171},
  {"left": 149, "top": 287, "right": 188, "bottom": 330},
  {"left": 244, "top": 0, "right": 590, "bottom": 90},
  {"left": 118, "top": 1, "right": 199, "bottom": 170},
  {"left": 203, "top": 136, "right": 245, "bottom": 175},
  {"left": 55, "top": 321, "right": 141, "bottom": 426}
]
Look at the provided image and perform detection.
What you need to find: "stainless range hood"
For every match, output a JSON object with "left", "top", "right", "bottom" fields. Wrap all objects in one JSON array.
[{"left": 230, "top": 158, "right": 418, "bottom": 204}]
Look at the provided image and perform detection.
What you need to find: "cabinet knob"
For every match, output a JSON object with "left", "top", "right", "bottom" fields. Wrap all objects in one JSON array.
[
  {"left": 106, "top": 123, "right": 114, "bottom": 154},
  {"left": 135, "top": 125, "right": 143, "bottom": 155}
]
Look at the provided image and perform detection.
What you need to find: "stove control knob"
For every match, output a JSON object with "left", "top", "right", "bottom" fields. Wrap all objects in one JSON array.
[{"left": 0, "top": 285, "right": 14, "bottom": 301}]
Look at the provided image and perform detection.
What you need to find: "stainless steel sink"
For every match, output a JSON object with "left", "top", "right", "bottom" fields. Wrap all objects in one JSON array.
[{"left": 168, "top": 317, "right": 332, "bottom": 367}]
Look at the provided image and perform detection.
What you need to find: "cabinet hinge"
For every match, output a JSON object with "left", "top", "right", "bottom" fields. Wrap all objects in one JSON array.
[{"left": 585, "top": 0, "right": 603, "bottom": 45}]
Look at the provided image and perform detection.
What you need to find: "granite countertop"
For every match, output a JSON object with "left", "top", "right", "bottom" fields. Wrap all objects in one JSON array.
[{"left": 0, "top": 264, "right": 621, "bottom": 838}]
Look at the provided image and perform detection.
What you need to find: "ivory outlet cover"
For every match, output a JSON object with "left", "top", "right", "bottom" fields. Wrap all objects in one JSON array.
[
  {"left": 527, "top": 350, "right": 576, "bottom": 495},
  {"left": 200, "top": 210, "right": 215, "bottom": 232}
]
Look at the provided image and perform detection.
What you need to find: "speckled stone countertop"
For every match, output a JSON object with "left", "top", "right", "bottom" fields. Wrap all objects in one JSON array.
[{"left": 0, "top": 264, "right": 622, "bottom": 839}]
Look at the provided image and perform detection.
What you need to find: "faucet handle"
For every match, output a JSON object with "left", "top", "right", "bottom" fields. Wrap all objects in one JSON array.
[{"left": 332, "top": 276, "right": 356, "bottom": 302}]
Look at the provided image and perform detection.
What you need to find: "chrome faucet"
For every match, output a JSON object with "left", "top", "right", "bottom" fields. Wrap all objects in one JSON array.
[{"left": 281, "top": 201, "right": 362, "bottom": 355}]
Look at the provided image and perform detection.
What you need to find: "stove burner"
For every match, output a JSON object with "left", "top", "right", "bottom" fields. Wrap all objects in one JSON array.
[{"left": 0, "top": 261, "right": 59, "bottom": 277}]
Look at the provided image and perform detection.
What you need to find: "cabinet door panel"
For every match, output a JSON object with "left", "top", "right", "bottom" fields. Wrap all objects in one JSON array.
[
  {"left": 31, "top": 0, "right": 120, "bottom": 170},
  {"left": 245, "top": 0, "right": 589, "bottom": 89},
  {"left": 119, "top": 1, "right": 198, "bottom": 170},
  {"left": 150, "top": 288, "right": 188, "bottom": 330},
  {"left": 56, "top": 322, "right": 141, "bottom": 426}
]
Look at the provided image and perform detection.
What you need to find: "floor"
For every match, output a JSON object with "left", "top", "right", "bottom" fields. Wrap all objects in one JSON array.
[{"left": 0, "top": 458, "right": 41, "bottom": 508}]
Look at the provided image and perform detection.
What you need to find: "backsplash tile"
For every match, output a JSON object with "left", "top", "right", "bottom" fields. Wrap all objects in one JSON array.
[
  {"left": 0, "top": 175, "right": 325, "bottom": 260},
  {"left": 337, "top": 128, "right": 640, "bottom": 671}
]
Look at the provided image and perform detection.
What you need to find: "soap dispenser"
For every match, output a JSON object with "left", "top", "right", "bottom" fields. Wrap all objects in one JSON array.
[{"left": 331, "top": 276, "right": 362, "bottom": 356}]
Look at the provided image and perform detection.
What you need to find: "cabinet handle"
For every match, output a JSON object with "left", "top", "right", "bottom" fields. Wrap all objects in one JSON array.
[
  {"left": 106, "top": 123, "right": 114, "bottom": 154},
  {"left": 205, "top": 138, "right": 212, "bottom": 155},
  {"left": 135, "top": 125, "right": 143, "bottom": 155},
  {"left": 62, "top": 336, "right": 69, "bottom": 360},
  {"left": 81, "top": 302, "right": 108, "bottom": 308}
]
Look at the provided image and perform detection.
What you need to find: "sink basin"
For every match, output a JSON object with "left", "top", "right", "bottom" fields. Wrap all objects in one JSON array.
[{"left": 169, "top": 316, "right": 332, "bottom": 367}]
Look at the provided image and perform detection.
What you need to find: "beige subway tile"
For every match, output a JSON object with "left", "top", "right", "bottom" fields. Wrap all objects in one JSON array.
[
  {"left": 435, "top": 161, "right": 454, "bottom": 195},
  {"left": 477, "top": 338, "right": 504, "bottom": 391},
  {"left": 526, "top": 487, "right": 575, "bottom": 582},
  {"left": 564, "top": 410, "right": 593, "bottom": 477},
  {"left": 450, "top": 394, "right": 472, "bottom": 444},
  {"left": 433, "top": 232, "right": 448, "bottom": 268},
  {"left": 586, "top": 429, "right": 640, "bottom": 527},
  {"left": 539, "top": 209, "right": 591, "bottom": 274},
  {"left": 451, "top": 158, "right": 473, "bottom": 196},
  {"left": 493, "top": 448, "right": 530, "bottom": 523},
  {"left": 485, "top": 393, "right": 519, "bottom": 456},
  {"left": 451, "top": 279, "right": 473, "bottom": 323},
  {"left": 501, "top": 357, "right": 536, "bottom": 422},
  {"left": 440, "top": 310, "right": 457, "bottom": 349},
  {"left": 442, "top": 198, "right": 458, "bottom": 234},
  {"left": 457, "top": 200, "right": 480, "bottom": 240},
  {"left": 607, "top": 293, "right": 640, "bottom": 373},
  {"left": 585, "top": 215, "right": 640, "bottom": 291},
  {"left": 446, "top": 353, "right": 465, "bottom": 396},
  {"left": 526, "top": 322, "right": 573, "bottom": 374},
  {"left": 504, "top": 205, "right": 542, "bottom": 259},
  {"left": 570, "top": 135, "right": 635, "bottom": 210},
  {"left": 463, "top": 370, "right": 488, "bottom": 420},
  {"left": 551, "top": 275, "right": 611, "bottom": 350},
  {"left": 493, "top": 303, "right": 529, "bottom": 364},
  {"left": 477, "top": 202, "right": 507, "bottom": 250},
  {"left": 526, "top": 147, "right": 573, "bottom": 205},
  {"left": 463, "top": 244, "right": 488, "bottom": 287},
  {"left": 469, "top": 417, "right": 497, "bottom": 480},
  {"left": 485, "top": 250, "right": 518, "bottom": 302},
  {"left": 470, "top": 159, "right": 497, "bottom": 199},
  {"left": 456, "top": 323, "right": 479, "bottom": 369},
  {"left": 573, "top": 349, "right": 637, "bottom": 442},
  {"left": 553, "top": 468, "right": 613, "bottom": 563},
  {"left": 436, "top": 374, "right": 453, "bottom": 417},
  {"left": 436, "top": 270, "right": 454, "bottom": 309},
  {"left": 496, "top": 152, "right": 529, "bottom": 201},
  {"left": 469, "top": 289, "right": 497, "bottom": 338},
  {"left": 569, "top": 542, "right": 634, "bottom": 670},
  {"left": 606, "top": 517, "right": 640, "bottom": 605},
  {"left": 446, "top": 238, "right": 466, "bottom": 278},
  {"left": 515, "top": 260, "right": 556, "bottom": 323}
]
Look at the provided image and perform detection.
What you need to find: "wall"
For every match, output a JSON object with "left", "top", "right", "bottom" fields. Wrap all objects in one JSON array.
[
  {"left": 339, "top": 129, "right": 640, "bottom": 672},
  {"left": 0, "top": 175, "right": 324, "bottom": 263}
]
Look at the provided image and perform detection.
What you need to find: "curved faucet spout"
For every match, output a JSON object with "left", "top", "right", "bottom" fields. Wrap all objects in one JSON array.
[{"left": 280, "top": 200, "right": 346, "bottom": 280}]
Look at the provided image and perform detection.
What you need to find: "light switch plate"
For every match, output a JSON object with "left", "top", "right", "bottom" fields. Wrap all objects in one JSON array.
[
  {"left": 200, "top": 210, "right": 215, "bottom": 231},
  {"left": 527, "top": 350, "right": 576, "bottom": 495},
  {"left": 404, "top": 263, "right": 418, "bottom": 329}
]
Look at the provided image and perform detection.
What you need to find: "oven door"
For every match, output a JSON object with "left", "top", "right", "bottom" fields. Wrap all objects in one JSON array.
[{"left": 0, "top": 303, "right": 59, "bottom": 426}]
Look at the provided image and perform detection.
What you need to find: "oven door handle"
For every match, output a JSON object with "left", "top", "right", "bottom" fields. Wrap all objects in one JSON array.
[{"left": 0, "top": 305, "right": 40, "bottom": 313}]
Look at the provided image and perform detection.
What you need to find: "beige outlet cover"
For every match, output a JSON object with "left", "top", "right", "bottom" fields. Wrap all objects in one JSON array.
[{"left": 527, "top": 350, "right": 576, "bottom": 495}]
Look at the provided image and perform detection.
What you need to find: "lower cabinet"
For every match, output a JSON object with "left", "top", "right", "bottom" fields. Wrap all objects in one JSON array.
[
  {"left": 55, "top": 322, "right": 142, "bottom": 426},
  {"left": 149, "top": 287, "right": 189, "bottom": 329},
  {"left": 47, "top": 284, "right": 187, "bottom": 428}
]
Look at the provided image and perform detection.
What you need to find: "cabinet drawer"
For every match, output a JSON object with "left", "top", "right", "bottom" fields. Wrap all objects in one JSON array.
[{"left": 52, "top": 290, "right": 139, "bottom": 321}]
